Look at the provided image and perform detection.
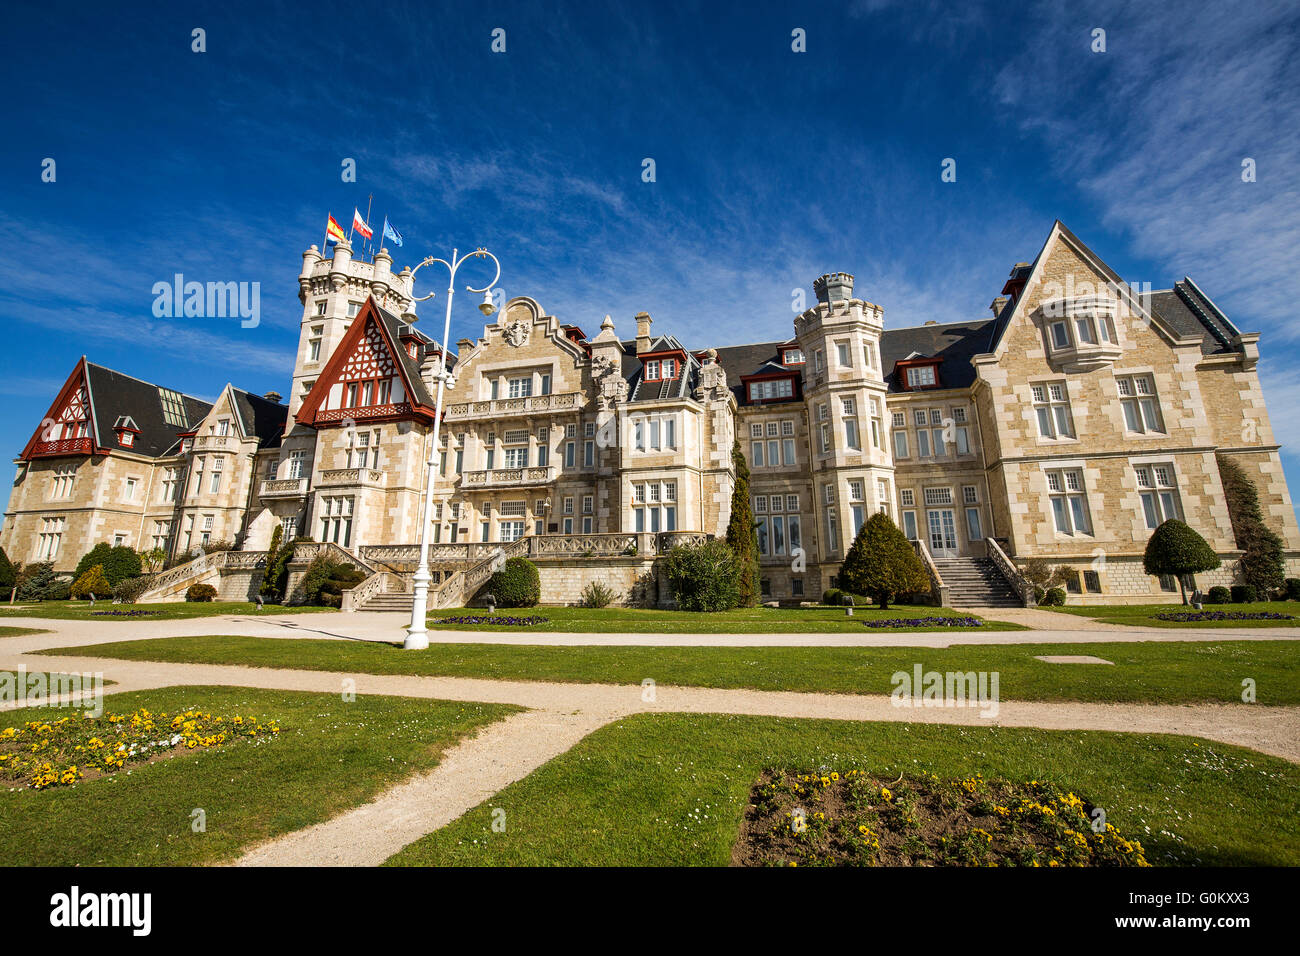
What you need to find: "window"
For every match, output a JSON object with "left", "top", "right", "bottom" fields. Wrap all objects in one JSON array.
[
  {"left": 209, "top": 457, "right": 223, "bottom": 494},
  {"left": 1045, "top": 468, "right": 1091, "bottom": 535},
  {"left": 963, "top": 485, "right": 978, "bottom": 504},
  {"left": 786, "top": 494, "right": 799, "bottom": 512},
  {"left": 954, "top": 426, "right": 970, "bottom": 455},
  {"left": 965, "top": 508, "right": 983, "bottom": 541},
  {"left": 748, "top": 378, "right": 794, "bottom": 401},
  {"left": 1117, "top": 374, "right": 1164, "bottom": 434},
  {"left": 564, "top": 441, "right": 576, "bottom": 468},
  {"left": 508, "top": 376, "right": 532, "bottom": 398},
  {"left": 191, "top": 457, "right": 205, "bottom": 496},
  {"left": 783, "top": 348, "right": 803, "bottom": 365},
  {"left": 870, "top": 398, "right": 882, "bottom": 449},
  {"left": 582, "top": 495, "right": 593, "bottom": 515},
  {"left": 644, "top": 360, "right": 660, "bottom": 380},
  {"left": 750, "top": 440, "right": 765, "bottom": 468},
  {"left": 916, "top": 429, "right": 931, "bottom": 457},
  {"left": 583, "top": 440, "right": 594, "bottom": 468},
  {"left": 347, "top": 301, "right": 363, "bottom": 318},
  {"left": 1135, "top": 464, "right": 1181, "bottom": 529},
  {"left": 877, "top": 478, "right": 890, "bottom": 517},
  {"left": 151, "top": 520, "right": 171, "bottom": 552},
  {"left": 288, "top": 449, "right": 308, "bottom": 479},
  {"left": 893, "top": 429, "right": 909, "bottom": 458},
  {"left": 540, "top": 373, "right": 551, "bottom": 395},
  {"left": 905, "top": 365, "right": 937, "bottom": 388},
  {"left": 124, "top": 477, "right": 138, "bottom": 502},
  {"left": 1083, "top": 570, "right": 1101, "bottom": 593},
  {"left": 837, "top": 342, "right": 852, "bottom": 367},
  {"left": 37, "top": 516, "right": 65, "bottom": 560},
  {"left": 316, "top": 301, "right": 328, "bottom": 316},
  {"left": 814, "top": 349, "right": 824, "bottom": 372},
  {"left": 308, "top": 325, "right": 323, "bottom": 362},
  {"left": 782, "top": 438, "right": 795, "bottom": 465},
  {"left": 50, "top": 464, "right": 75, "bottom": 499},
  {"left": 1031, "top": 382, "right": 1075, "bottom": 439},
  {"left": 902, "top": 511, "right": 918, "bottom": 540},
  {"left": 863, "top": 342, "right": 876, "bottom": 369},
  {"left": 160, "top": 466, "right": 181, "bottom": 502},
  {"left": 158, "top": 388, "right": 189, "bottom": 427},
  {"left": 319, "top": 496, "right": 354, "bottom": 547},
  {"left": 563, "top": 496, "right": 574, "bottom": 515},
  {"left": 781, "top": 420, "right": 794, "bottom": 436},
  {"left": 923, "top": 487, "right": 952, "bottom": 506},
  {"left": 899, "top": 489, "right": 915, "bottom": 507},
  {"left": 631, "top": 481, "right": 676, "bottom": 532}
]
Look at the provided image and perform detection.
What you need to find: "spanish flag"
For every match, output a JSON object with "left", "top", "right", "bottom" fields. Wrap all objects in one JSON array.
[{"left": 325, "top": 214, "right": 347, "bottom": 244}]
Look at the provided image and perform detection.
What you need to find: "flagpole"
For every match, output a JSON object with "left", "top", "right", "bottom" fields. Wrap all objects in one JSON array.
[
  {"left": 324, "top": 210, "right": 332, "bottom": 251},
  {"left": 363, "top": 193, "right": 374, "bottom": 259}
]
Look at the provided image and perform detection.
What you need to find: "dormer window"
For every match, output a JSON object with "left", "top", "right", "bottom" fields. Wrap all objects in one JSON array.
[
  {"left": 644, "top": 360, "right": 660, "bottom": 380},
  {"left": 113, "top": 415, "right": 140, "bottom": 448},
  {"left": 782, "top": 348, "right": 804, "bottom": 365},
  {"left": 746, "top": 377, "right": 795, "bottom": 402},
  {"left": 897, "top": 360, "right": 941, "bottom": 390}
]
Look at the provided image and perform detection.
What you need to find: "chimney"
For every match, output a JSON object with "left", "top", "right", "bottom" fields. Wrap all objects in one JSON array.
[
  {"left": 989, "top": 295, "right": 1008, "bottom": 317},
  {"left": 813, "top": 272, "right": 855, "bottom": 305},
  {"left": 264, "top": 390, "right": 283, "bottom": 404},
  {"left": 635, "top": 312, "right": 653, "bottom": 354}
]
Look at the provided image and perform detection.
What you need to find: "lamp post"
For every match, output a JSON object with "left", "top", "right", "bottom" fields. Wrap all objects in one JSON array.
[{"left": 404, "top": 247, "right": 501, "bottom": 650}]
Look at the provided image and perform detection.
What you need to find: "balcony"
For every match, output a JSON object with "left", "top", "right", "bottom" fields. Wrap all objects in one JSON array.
[
  {"left": 317, "top": 468, "right": 386, "bottom": 488},
  {"left": 459, "top": 466, "right": 557, "bottom": 489},
  {"left": 193, "top": 434, "right": 236, "bottom": 450},
  {"left": 443, "top": 392, "right": 584, "bottom": 422},
  {"left": 259, "top": 477, "right": 308, "bottom": 499},
  {"left": 27, "top": 437, "right": 94, "bottom": 458}
]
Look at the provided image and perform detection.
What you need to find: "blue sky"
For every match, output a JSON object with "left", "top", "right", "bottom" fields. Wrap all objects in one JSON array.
[{"left": 2, "top": 0, "right": 1299, "bottom": 507}]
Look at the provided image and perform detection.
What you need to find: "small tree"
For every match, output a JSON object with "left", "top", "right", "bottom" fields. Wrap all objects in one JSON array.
[
  {"left": 0, "top": 546, "right": 15, "bottom": 594},
  {"left": 725, "top": 438, "right": 760, "bottom": 607},
  {"left": 486, "top": 557, "right": 541, "bottom": 608},
  {"left": 73, "top": 543, "right": 141, "bottom": 587},
  {"left": 661, "top": 539, "right": 741, "bottom": 612},
  {"left": 140, "top": 546, "right": 167, "bottom": 574},
  {"left": 1218, "top": 455, "right": 1286, "bottom": 596},
  {"left": 836, "top": 512, "right": 929, "bottom": 610},
  {"left": 1143, "top": 519, "right": 1221, "bottom": 605},
  {"left": 260, "top": 524, "right": 289, "bottom": 603},
  {"left": 71, "top": 564, "right": 111, "bottom": 600},
  {"left": 16, "top": 563, "right": 57, "bottom": 601}
]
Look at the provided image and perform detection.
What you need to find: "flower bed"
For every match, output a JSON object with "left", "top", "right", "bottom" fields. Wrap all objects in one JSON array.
[
  {"left": 89, "top": 609, "right": 160, "bottom": 617},
  {"left": 0, "top": 707, "right": 280, "bottom": 790},
  {"left": 430, "top": 615, "right": 549, "bottom": 626},
  {"left": 735, "top": 769, "right": 1150, "bottom": 867},
  {"left": 1154, "top": 610, "right": 1295, "bottom": 622},
  {"left": 861, "top": 616, "right": 983, "bottom": 629}
]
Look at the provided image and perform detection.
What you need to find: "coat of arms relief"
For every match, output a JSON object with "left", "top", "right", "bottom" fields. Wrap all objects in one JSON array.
[{"left": 502, "top": 319, "right": 530, "bottom": 347}]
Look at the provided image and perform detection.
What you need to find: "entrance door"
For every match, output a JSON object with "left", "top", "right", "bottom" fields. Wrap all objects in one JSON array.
[{"left": 927, "top": 509, "right": 958, "bottom": 557}]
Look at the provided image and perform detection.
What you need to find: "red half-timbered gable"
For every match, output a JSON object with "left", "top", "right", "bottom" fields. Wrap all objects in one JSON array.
[
  {"left": 20, "top": 358, "right": 101, "bottom": 459},
  {"left": 295, "top": 297, "right": 436, "bottom": 427}
]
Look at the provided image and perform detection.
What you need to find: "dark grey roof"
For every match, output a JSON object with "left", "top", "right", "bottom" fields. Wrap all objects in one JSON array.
[
  {"left": 84, "top": 363, "right": 213, "bottom": 458},
  {"left": 375, "top": 304, "right": 437, "bottom": 406},
  {"left": 231, "top": 389, "right": 289, "bottom": 450},
  {"left": 1148, "top": 280, "right": 1238, "bottom": 354},
  {"left": 879, "top": 321, "right": 995, "bottom": 391},
  {"left": 626, "top": 336, "right": 703, "bottom": 403}
]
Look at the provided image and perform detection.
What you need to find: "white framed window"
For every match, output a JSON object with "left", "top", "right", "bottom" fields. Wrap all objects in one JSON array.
[
  {"left": 923, "top": 487, "right": 952, "bottom": 506},
  {"left": 893, "top": 429, "right": 909, "bottom": 459},
  {"left": 508, "top": 376, "right": 532, "bottom": 399},
  {"left": 754, "top": 495, "right": 768, "bottom": 513},
  {"left": 581, "top": 495, "right": 593, "bottom": 515},
  {"left": 151, "top": 520, "right": 171, "bottom": 552},
  {"left": 209, "top": 457, "right": 224, "bottom": 494},
  {"left": 837, "top": 342, "right": 852, "bottom": 367},
  {"left": 50, "top": 464, "right": 76, "bottom": 499},
  {"left": 37, "top": 516, "right": 65, "bottom": 560},
  {"left": 748, "top": 378, "right": 793, "bottom": 401},
  {"left": 786, "top": 494, "right": 799, "bottom": 512},
  {"left": 905, "top": 365, "right": 936, "bottom": 388},
  {"left": 877, "top": 478, "right": 890, "bottom": 516},
  {"left": 1031, "top": 382, "right": 1075, "bottom": 439},
  {"left": 123, "top": 477, "right": 138, "bottom": 502},
  {"left": 499, "top": 500, "right": 526, "bottom": 517},
  {"left": 899, "top": 489, "right": 915, "bottom": 507},
  {"left": 319, "top": 496, "right": 354, "bottom": 547},
  {"left": 1045, "top": 468, "right": 1091, "bottom": 536},
  {"left": 781, "top": 420, "right": 794, "bottom": 436},
  {"left": 1135, "top": 464, "right": 1181, "bottom": 529},
  {"left": 963, "top": 485, "right": 978, "bottom": 504},
  {"left": 1116, "top": 374, "right": 1164, "bottom": 435},
  {"left": 631, "top": 480, "right": 676, "bottom": 532}
]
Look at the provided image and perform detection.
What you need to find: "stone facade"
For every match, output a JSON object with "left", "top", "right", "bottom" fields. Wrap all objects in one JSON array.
[{"left": 3, "top": 222, "right": 1297, "bottom": 606}]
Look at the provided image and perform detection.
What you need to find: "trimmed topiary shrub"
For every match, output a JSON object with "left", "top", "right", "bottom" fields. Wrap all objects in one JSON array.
[
  {"left": 186, "top": 583, "right": 217, "bottom": 602},
  {"left": 260, "top": 525, "right": 294, "bottom": 604},
  {"left": 300, "top": 555, "right": 367, "bottom": 606},
  {"left": 1218, "top": 455, "right": 1286, "bottom": 597},
  {"left": 837, "top": 513, "right": 929, "bottom": 610},
  {"left": 578, "top": 580, "right": 615, "bottom": 609},
  {"left": 0, "top": 546, "right": 15, "bottom": 593},
  {"left": 73, "top": 544, "right": 142, "bottom": 588},
  {"left": 725, "top": 438, "right": 760, "bottom": 608},
  {"left": 113, "top": 575, "right": 155, "bottom": 604},
  {"left": 1206, "top": 586, "right": 1232, "bottom": 605},
  {"left": 1142, "top": 519, "right": 1221, "bottom": 605},
  {"left": 71, "top": 565, "right": 112, "bottom": 599},
  {"left": 487, "top": 557, "right": 541, "bottom": 608},
  {"left": 661, "top": 539, "right": 741, "bottom": 612},
  {"left": 1042, "top": 587, "right": 1067, "bottom": 607},
  {"left": 1230, "top": 584, "right": 1257, "bottom": 604}
]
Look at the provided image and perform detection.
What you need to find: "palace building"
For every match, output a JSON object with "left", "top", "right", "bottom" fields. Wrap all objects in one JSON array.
[{"left": 4, "top": 221, "right": 1298, "bottom": 607}]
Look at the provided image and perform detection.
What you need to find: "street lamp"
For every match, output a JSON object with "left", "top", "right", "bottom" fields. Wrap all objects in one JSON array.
[{"left": 404, "top": 247, "right": 502, "bottom": 650}]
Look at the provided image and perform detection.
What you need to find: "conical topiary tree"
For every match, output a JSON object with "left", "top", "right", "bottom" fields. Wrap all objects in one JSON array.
[
  {"left": 0, "top": 545, "right": 15, "bottom": 594},
  {"left": 1217, "top": 455, "right": 1285, "bottom": 597},
  {"left": 725, "top": 438, "right": 760, "bottom": 607},
  {"left": 837, "top": 512, "right": 930, "bottom": 609},
  {"left": 1142, "top": 518, "right": 1221, "bottom": 605}
]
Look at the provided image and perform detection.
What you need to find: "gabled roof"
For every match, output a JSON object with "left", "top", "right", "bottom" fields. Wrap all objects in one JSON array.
[
  {"left": 230, "top": 388, "right": 289, "bottom": 449},
  {"left": 295, "top": 296, "right": 438, "bottom": 425},
  {"left": 627, "top": 341, "right": 703, "bottom": 402},
  {"left": 880, "top": 321, "right": 995, "bottom": 391}
]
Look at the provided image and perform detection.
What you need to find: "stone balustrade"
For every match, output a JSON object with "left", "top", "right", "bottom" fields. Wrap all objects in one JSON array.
[
  {"left": 259, "top": 477, "right": 308, "bottom": 498},
  {"left": 443, "top": 391, "right": 583, "bottom": 422}
]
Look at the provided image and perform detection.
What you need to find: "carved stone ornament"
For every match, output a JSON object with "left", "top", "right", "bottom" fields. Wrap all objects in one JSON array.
[{"left": 503, "top": 319, "right": 530, "bottom": 347}]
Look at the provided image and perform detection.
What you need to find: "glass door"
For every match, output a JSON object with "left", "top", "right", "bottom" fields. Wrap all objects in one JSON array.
[{"left": 927, "top": 509, "right": 958, "bottom": 557}]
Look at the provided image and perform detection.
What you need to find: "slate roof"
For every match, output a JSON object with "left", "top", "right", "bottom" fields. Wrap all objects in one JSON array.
[
  {"left": 879, "top": 321, "right": 995, "bottom": 391},
  {"left": 625, "top": 334, "right": 702, "bottom": 402},
  {"left": 230, "top": 389, "right": 289, "bottom": 450},
  {"left": 84, "top": 363, "right": 213, "bottom": 458},
  {"left": 375, "top": 304, "right": 439, "bottom": 407},
  {"left": 1148, "top": 280, "right": 1239, "bottom": 354}
]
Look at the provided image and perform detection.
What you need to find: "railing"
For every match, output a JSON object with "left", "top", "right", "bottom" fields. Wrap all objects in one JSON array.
[
  {"left": 985, "top": 537, "right": 1037, "bottom": 608},
  {"left": 530, "top": 532, "right": 643, "bottom": 557},
  {"left": 912, "top": 539, "right": 951, "bottom": 608},
  {"left": 443, "top": 392, "right": 584, "bottom": 421},
  {"left": 340, "top": 570, "right": 406, "bottom": 612},
  {"left": 290, "top": 541, "right": 380, "bottom": 576},
  {"left": 260, "top": 477, "right": 308, "bottom": 498},
  {"left": 365, "top": 532, "right": 711, "bottom": 567},
  {"left": 193, "top": 435, "right": 235, "bottom": 449},
  {"left": 318, "top": 468, "right": 385, "bottom": 488},
  {"left": 27, "top": 437, "right": 94, "bottom": 458},
  {"left": 460, "top": 466, "right": 556, "bottom": 488}
]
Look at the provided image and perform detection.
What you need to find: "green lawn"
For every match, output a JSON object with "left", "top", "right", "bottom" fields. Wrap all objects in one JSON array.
[
  {"left": 39, "top": 635, "right": 1300, "bottom": 704},
  {"left": 0, "top": 685, "right": 517, "bottom": 865},
  {"left": 386, "top": 713, "right": 1300, "bottom": 867},
  {"left": 1050, "top": 601, "right": 1300, "bottom": 628},
  {"left": 0, "top": 626, "right": 47, "bottom": 637},
  {"left": 0, "top": 600, "right": 338, "bottom": 621},
  {"left": 426, "top": 604, "right": 1026, "bottom": 632}
]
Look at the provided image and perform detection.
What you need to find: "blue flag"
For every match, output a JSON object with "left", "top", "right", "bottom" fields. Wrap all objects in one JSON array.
[{"left": 382, "top": 216, "right": 403, "bottom": 247}]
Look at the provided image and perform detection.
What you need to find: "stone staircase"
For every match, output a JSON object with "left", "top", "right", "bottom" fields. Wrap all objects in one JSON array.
[
  {"left": 357, "top": 590, "right": 415, "bottom": 613},
  {"left": 932, "top": 556, "right": 1023, "bottom": 608}
]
